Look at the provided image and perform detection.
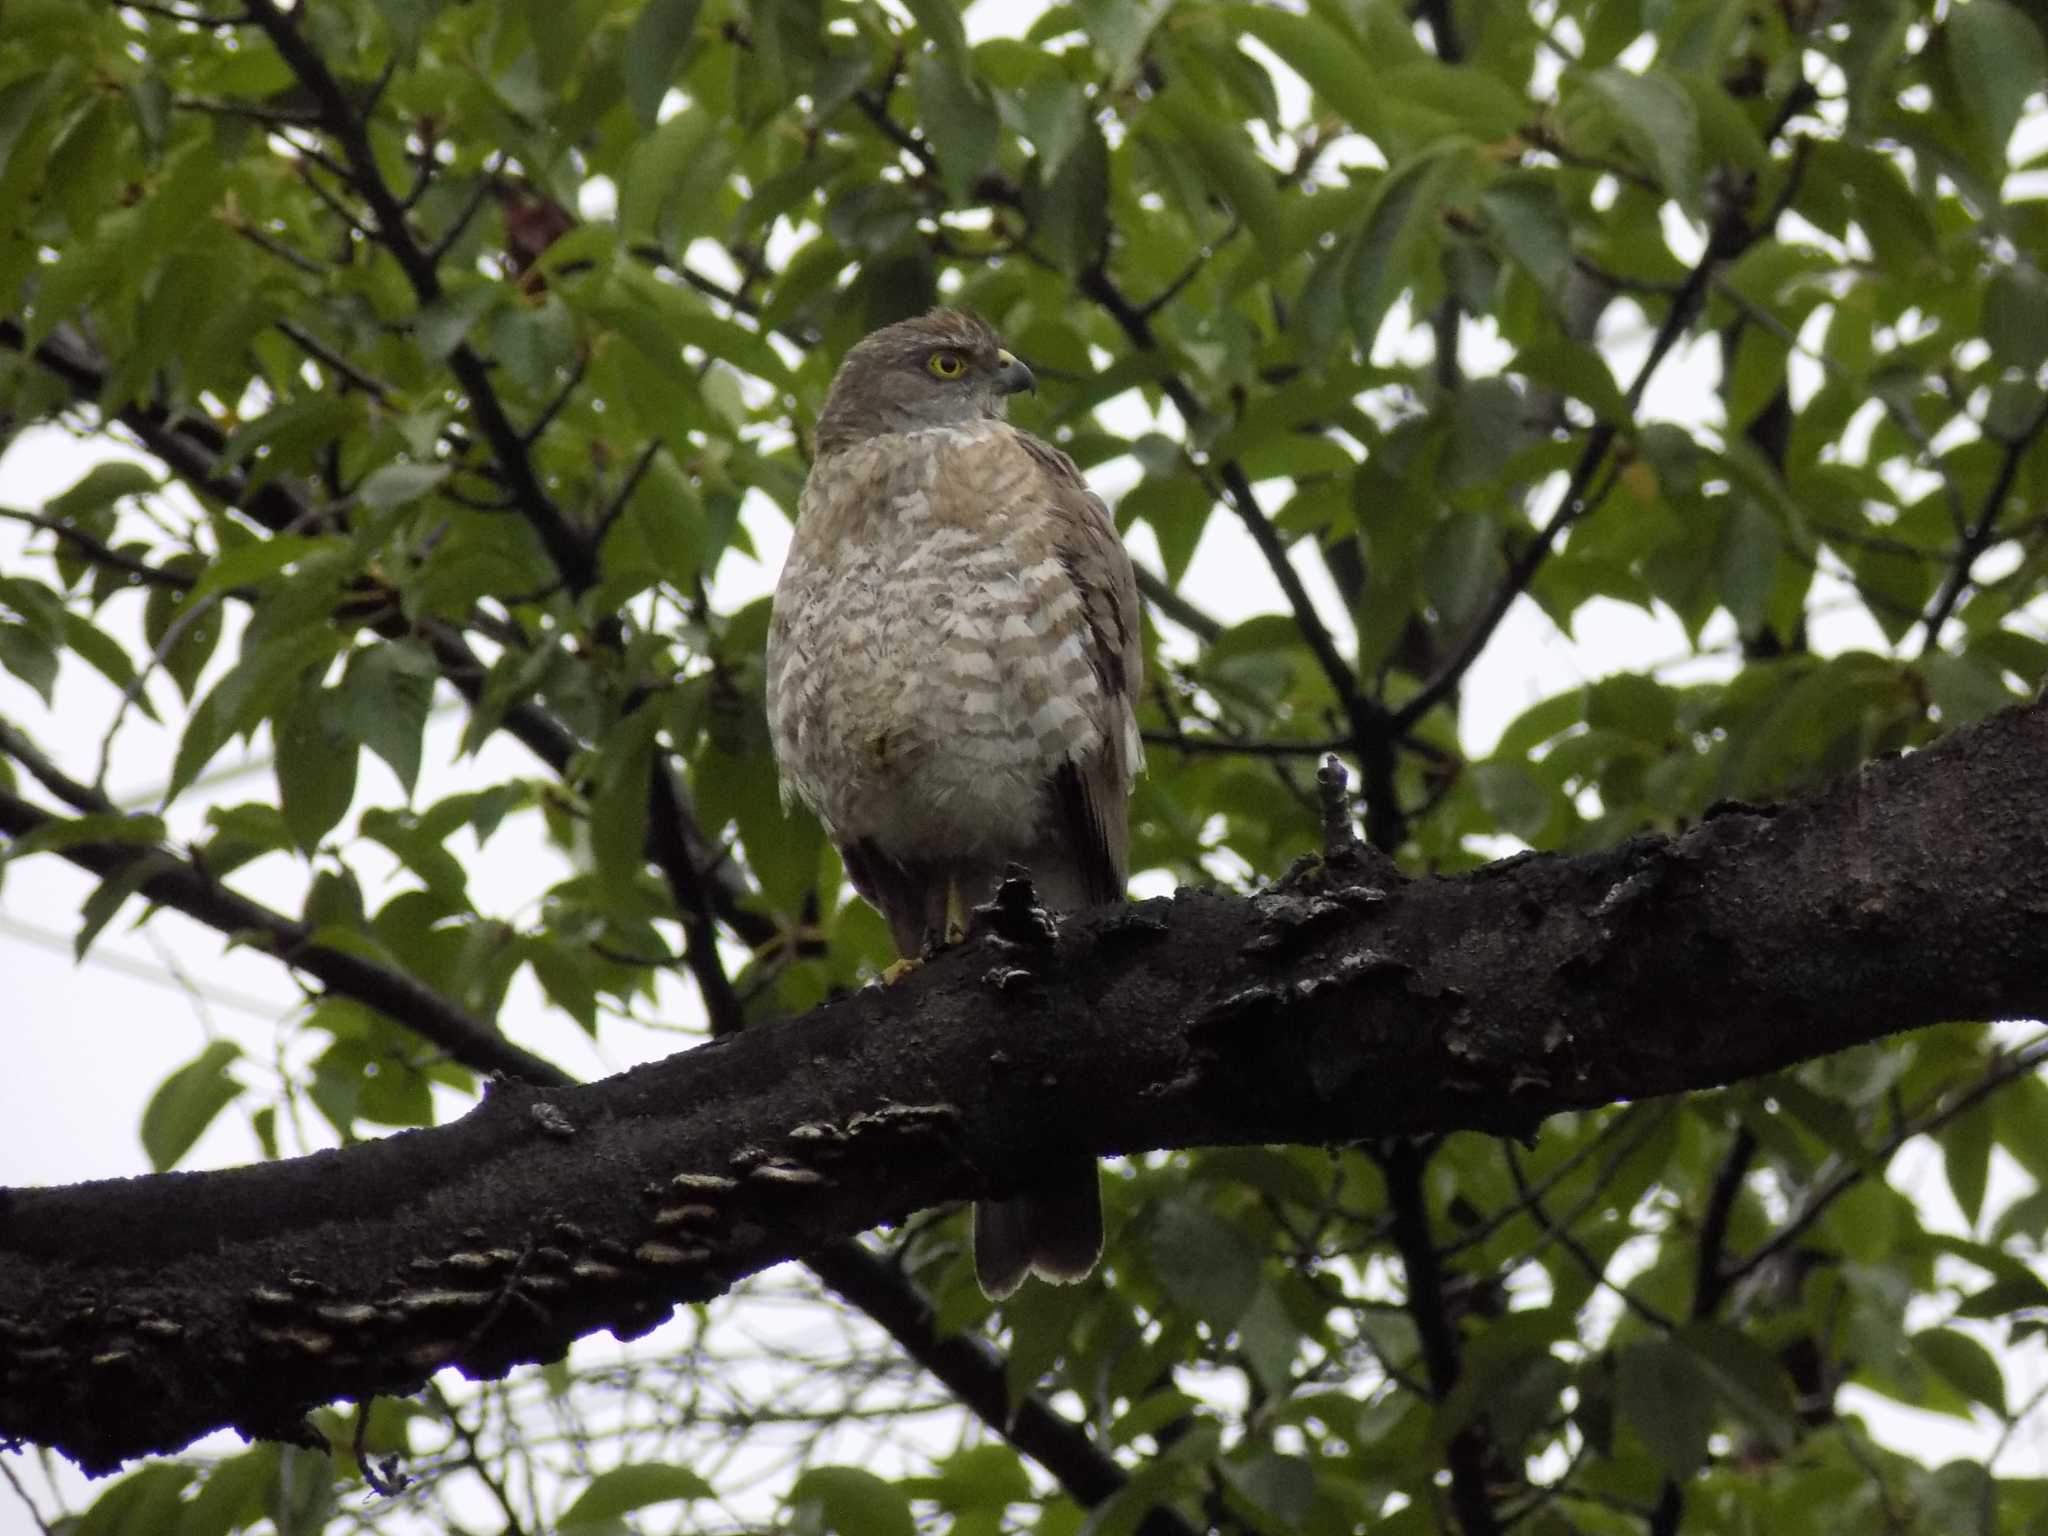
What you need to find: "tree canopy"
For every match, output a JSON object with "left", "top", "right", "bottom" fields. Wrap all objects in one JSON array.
[{"left": 2, "top": 1, "right": 2048, "bottom": 1534}]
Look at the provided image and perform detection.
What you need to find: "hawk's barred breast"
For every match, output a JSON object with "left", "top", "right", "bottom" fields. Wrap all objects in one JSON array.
[{"left": 766, "top": 421, "right": 1115, "bottom": 865}]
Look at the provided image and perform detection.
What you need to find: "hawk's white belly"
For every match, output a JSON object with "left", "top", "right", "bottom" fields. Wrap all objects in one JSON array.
[{"left": 765, "top": 432, "right": 1105, "bottom": 865}]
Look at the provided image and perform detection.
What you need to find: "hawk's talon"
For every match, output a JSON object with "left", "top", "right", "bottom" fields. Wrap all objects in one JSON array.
[{"left": 880, "top": 957, "right": 922, "bottom": 986}]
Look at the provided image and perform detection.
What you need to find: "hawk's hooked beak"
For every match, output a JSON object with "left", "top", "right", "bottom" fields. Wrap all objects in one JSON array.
[{"left": 993, "top": 349, "right": 1036, "bottom": 396}]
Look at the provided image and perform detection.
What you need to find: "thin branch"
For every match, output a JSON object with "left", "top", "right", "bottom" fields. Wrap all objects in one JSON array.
[
  {"left": 1649, "top": 1124, "right": 1759, "bottom": 1536},
  {"left": 1916, "top": 392, "right": 2048, "bottom": 654},
  {"left": 1377, "top": 1139, "right": 1501, "bottom": 1536},
  {"left": 0, "top": 507, "right": 193, "bottom": 592},
  {"left": 592, "top": 441, "right": 663, "bottom": 553},
  {"left": 1723, "top": 1033, "right": 2048, "bottom": 1287},
  {"left": 426, "top": 156, "right": 506, "bottom": 264},
  {"left": 1135, "top": 567, "right": 1223, "bottom": 643},
  {"left": 0, "top": 773, "right": 563, "bottom": 1087},
  {"left": 1505, "top": 1144, "right": 1679, "bottom": 1333},
  {"left": 274, "top": 320, "right": 399, "bottom": 405},
  {"left": 1396, "top": 122, "right": 1812, "bottom": 734}
]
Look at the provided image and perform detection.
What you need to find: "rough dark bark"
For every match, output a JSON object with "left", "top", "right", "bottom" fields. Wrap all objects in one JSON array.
[{"left": 5, "top": 695, "right": 2048, "bottom": 1472}]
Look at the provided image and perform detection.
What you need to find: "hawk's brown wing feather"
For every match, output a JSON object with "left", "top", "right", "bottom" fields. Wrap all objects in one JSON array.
[{"left": 1010, "top": 429, "right": 1142, "bottom": 901}]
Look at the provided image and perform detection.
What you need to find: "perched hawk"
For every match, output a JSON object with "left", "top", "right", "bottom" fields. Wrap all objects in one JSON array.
[{"left": 765, "top": 309, "right": 1143, "bottom": 1299}]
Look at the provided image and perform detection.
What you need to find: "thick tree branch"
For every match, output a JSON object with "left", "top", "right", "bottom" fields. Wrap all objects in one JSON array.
[
  {"left": 7, "top": 695, "right": 2048, "bottom": 1470},
  {"left": 0, "top": 323, "right": 1162, "bottom": 1524}
]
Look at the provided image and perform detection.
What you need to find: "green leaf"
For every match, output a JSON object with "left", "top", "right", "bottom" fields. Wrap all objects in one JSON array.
[
  {"left": 1481, "top": 172, "right": 1572, "bottom": 300},
  {"left": 356, "top": 462, "right": 448, "bottom": 514},
  {"left": 76, "top": 852, "right": 178, "bottom": 961},
  {"left": 168, "top": 625, "right": 341, "bottom": 802},
  {"left": 619, "top": 107, "right": 722, "bottom": 249},
  {"left": 1616, "top": 1339, "right": 1715, "bottom": 1479},
  {"left": 59, "top": 612, "right": 148, "bottom": 713},
  {"left": 277, "top": 684, "right": 358, "bottom": 853},
  {"left": 1582, "top": 67, "right": 1699, "bottom": 204},
  {"left": 1232, "top": 6, "right": 1382, "bottom": 138},
  {"left": 900, "top": 0, "right": 970, "bottom": 64},
  {"left": 1985, "top": 262, "right": 2048, "bottom": 373},
  {"left": 186, "top": 534, "right": 326, "bottom": 605},
  {"left": 1714, "top": 500, "right": 1779, "bottom": 636},
  {"left": 334, "top": 642, "right": 439, "bottom": 798},
  {"left": 414, "top": 284, "right": 505, "bottom": 364},
  {"left": 559, "top": 1463, "right": 715, "bottom": 1529},
  {"left": 1422, "top": 511, "right": 1498, "bottom": 627},
  {"left": 789, "top": 1466, "right": 915, "bottom": 1536},
  {"left": 1471, "top": 761, "right": 1554, "bottom": 842},
  {"left": 140, "top": 1039, "right": 244, "bottom": 1172},
  {"left": 624, "top": 0, "right": 703, "bottom": 127},
  {"left": 1223, "top": 1452, "right": 1315, "bottom": 1526},
  {"left": 1381, "top": 59, "right": 1529, "bottom": 143},
  {"left": 0, "top": 622, "right": 58, "bottom": 701},
  {"left": 912, "top": 52, "right": 998, "bottom": 205},
  {"left": 1586, "top": 672, "right": 1676, "bottom": 745},
  {"left": 1913, "top": 1327, "right": 2006, "bottom": 1415},
  {"left": 921, "top": 1444, "right": 1031, "bottom": 1511},
  {"left": 1345, "top": 143, "right": 1465, "bottom": 348},
  {"left": 174, "top": 1446, "right": 279, "bottom": 1536},
  {"left": 1947, "top": 0, "right": 2048, "bottom": 170},
  {"left": 1941, "top": 1102, "right": 1993, "bottom": 1228},
  {"left": 1678, "top": 1321, "right": 1797, "bottom": 1448},
  {"left": 45, "top": 460, "right": 158, "bottom": 520},
  {"left": 1149, "top": 1196, "right": 1261, "bottom": 1331},
  {"left": 588, "top": 709, "right": 657, "bottom": 905},
  {"left": 1153, "top": 86, "right": 1282, "bottom": 250},
  {"left": 1924, "top": 651, "right": 2017, "bottom": 726},
  {"left": 73, "top": 1464, "right": 196, "bottom": 1536}
]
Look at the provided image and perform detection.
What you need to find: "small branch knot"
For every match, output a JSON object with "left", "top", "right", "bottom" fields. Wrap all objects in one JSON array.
[
  {"left": 966, "top": 864, "right": 1058, "bottom": 948},
  {"left": 1318, "top": 754, "right": 1359, "bottom": 863}
]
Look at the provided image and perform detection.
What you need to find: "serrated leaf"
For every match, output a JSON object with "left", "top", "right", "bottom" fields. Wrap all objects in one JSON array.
[
  {"left": 140, "top": 1039, "right": 243, "bottom": 1172},
  {"left": 334, "top": 642, "right": 439, "bottom": 797}
]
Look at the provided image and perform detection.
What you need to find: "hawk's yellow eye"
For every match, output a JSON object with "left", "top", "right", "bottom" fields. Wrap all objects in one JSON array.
[{"left": 927, "top": 351, "right": 966, "bottom": 379}]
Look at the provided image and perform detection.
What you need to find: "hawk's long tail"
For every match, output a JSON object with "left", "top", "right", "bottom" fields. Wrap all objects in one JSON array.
[{"left": 973, "top": 1156, "right": 1102, "bottom": 1300}]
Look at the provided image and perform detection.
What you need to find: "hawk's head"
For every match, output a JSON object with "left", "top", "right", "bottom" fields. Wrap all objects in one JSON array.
[{"left": 814, "top": 308, "right": 1036, "bottom": 453}]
